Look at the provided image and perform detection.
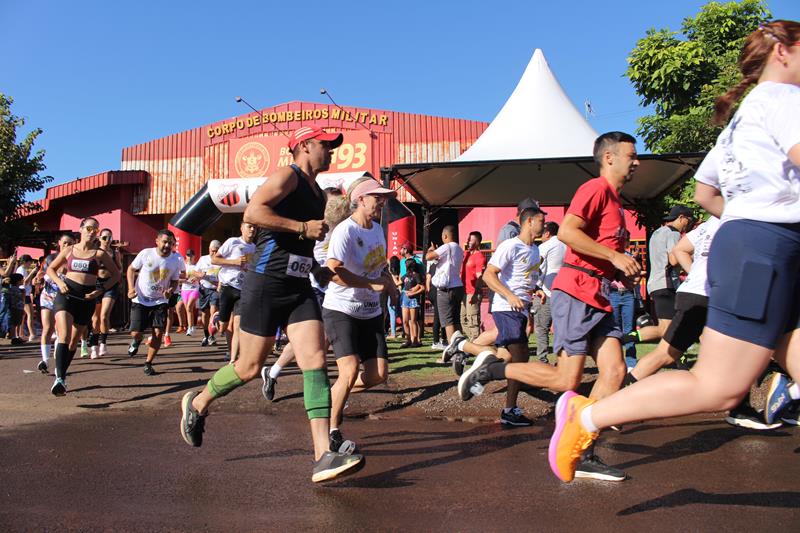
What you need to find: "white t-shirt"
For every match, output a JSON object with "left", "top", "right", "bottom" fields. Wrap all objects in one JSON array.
[
  {"left": 195, "top": 255, "right": 221, "bottom": 289},
  {"left": 131, "top": 248, "right": 183, "bottom": 306},
  {"left": 538, "top": 236, "right": 566, "bottom": 298},
  {"left": 677, "top": 216, "right": 720, "bottom": 297},
  {"left": 695, "top": 82, "right": 800, "bottom": 224},
  {"left": 310, "top": 232, "right": 331, "bottom": 293},
  {"left": 217, "top": 237, "right": 256, "bottom": 290},
  {"left": 323, "top": 217, "right": 387, "bottom": 320},
  {"left": 15, "top": 266, "right": 32, "bottom": 296},
  {"left": 181, "top": 260, "right": 201, "bottom": 291},
  {"left": 433, "top": 242, "right": 464, "bottom": 289},
  {"left": 489, "top": 237, "right": 541, "bottom": 312}
]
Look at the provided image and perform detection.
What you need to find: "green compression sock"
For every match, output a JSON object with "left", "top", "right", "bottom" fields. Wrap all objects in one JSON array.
[
  {"left": 207, "top": 364, "right": 244, "bottom": 398},
  {"left": 303, "top": 368, "right": 331, "bottom": 420}
]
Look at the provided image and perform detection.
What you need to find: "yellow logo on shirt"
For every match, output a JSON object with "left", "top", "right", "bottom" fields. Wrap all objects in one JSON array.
[{"left": 363, "top": 245, "right": 386, "bottom": 274}]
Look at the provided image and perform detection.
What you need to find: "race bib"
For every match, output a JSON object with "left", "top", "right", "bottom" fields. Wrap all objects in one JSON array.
[
  {"left": 286, "top": 254, "right": 313, "bottom": 278},
  {"left": 71, "top": 259, "right": 90, "bottom": 272}
]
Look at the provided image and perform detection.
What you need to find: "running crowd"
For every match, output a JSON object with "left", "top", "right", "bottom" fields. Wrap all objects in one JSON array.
[{"left": 2, "top": 20, "right": 799, "bottom": 485}]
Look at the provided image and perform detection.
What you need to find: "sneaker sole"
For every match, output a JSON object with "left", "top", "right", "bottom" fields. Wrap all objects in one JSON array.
[
  {"left": 51, "top": 382, "right": 66, "bottom": 396},
  {"left": 457, "top": 351, "right": 492, "bottom": 401},
  {"left": 441, "top": 333, "right": 465, "bottom": 364},
  {"left": 548, "top": 391, "right": 577, "bottom": 482},
  {"left": 180, "top": 392, "right": 200, "bottom": 447},
  {"left": 724, "top": 415, "right": 782, "bottom": 430},
  {"left": 574, "top": 470, "right": 626, "bottom": 482},
  {"left": 780, "top": 417, "right": 799, "bottom": 426},
  {"left": 312, "top": 454, "right": 364, "bottom": 483},
  {"left": 765, "top": 374, "right": 790, "bottom": 425}
]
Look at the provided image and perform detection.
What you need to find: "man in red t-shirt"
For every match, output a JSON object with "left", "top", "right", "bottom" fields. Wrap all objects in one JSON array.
[
  {"left": 460, "top": 231, "right": 486, "bottom": 340},
  {"left": 455, "top": 131, "right": 641, "bottom": 480}
]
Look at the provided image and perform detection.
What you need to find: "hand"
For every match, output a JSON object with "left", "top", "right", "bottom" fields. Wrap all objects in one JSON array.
[
  {"left": 611, "top": 252, "right": 641, "bottom": 278},
  {"left": 238, "top": 256, "right": 249, "bottom": 268},
  {"left": 508, "top": 294, "right": 526, "bottom": 312},
  {"left": 86, "top": 289, "right": 103, "bottom": 300},
  {"left": 534, "top": 289, "right": 546, "bottom": 304},
  {"left": 428, "top": 241, "right": 436, "bottom": 251},
  {"left": 128, "top": 288, "right": 137, "bottom": 299},
  {"left": 57, "top": 281, "right": 69, "bottom": 294},
  {"left": 469, "top": 293, "right": 479, "bottom": 305},
  {"left": 305, "top": 219, "right": 329, "bottom": 241},
  {"left": 312, "top": 264, "right": 333, "bottom": 286}
]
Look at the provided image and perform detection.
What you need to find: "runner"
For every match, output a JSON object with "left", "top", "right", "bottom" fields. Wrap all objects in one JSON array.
[
  {"left": 126, "top": 229, "right": 184, "bottom": 375},
  {"left": 36, "top": 232, "right": 75, "bottom": 373},
  {"left": 180, "top": 126, "right": 364, "bottom": 482},
  {"left": 180, "top": 249, "right": 201, "bottom": 337},
  {"left": 213, "top": 221, "right": 256, "bottom": 362},
  {"left": 548, "top": 21, "right": 800, "bottom": 483},
  {"left": 161, "top": 243, "right": 186, "bottom": 347},
  {"left": 323, "top": 176, "right": 398, "bottom": 452},
  {"left": 46, "top": 217, "right": 120, "bottom": 395},
  {"left": 261, "top": 187, "right": 346, "bottom": 402},
  {"left": 89, "top": 228, "right": 123, "bottom": 358},
  {"left": 195, "top": 240, "right": 221, "bottom": 346},
  {"left": 448, "top": 206, "right": 546, "bottom": 426},
  {"left": 456, "top": 131, "right": 641, "bottom": 481}
]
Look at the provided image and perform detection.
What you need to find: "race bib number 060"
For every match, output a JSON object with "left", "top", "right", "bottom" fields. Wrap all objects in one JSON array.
[{"left": 286, "top": 254, "right": 313, "bottom": 278}]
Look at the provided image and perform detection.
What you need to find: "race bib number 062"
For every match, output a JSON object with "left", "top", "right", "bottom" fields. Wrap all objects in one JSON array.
[{"left": 286, "top": 254, "right": 313, "bottom": 278}]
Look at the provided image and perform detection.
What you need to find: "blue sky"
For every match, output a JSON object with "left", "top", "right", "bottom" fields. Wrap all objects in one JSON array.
[{"left": 2, "top": 0, "right": 797, "bottom": 198}]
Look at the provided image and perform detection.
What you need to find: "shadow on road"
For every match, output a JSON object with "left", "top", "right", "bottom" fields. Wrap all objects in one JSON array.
[{"left": 618, "top": 488, "right": 800, "bottom": 515}]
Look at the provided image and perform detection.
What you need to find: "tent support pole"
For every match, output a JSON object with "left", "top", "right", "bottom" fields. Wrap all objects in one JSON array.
[{"left": 422, "top": 205, "right": 431, "bottom": 256}]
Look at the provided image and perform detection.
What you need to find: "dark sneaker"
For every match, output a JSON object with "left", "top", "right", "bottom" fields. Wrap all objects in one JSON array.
[
  {"left": 500, "top": 407, "right": 533, "bottom": 427},
  {"left": 574, "top": 455, "right": 626, "bottom": 481},
  {"left": 180, "top": 391, "right": 206, "bottom": 447},
  {"left": 780, "top": 400, "right": 800, "bottom": 426},
  {"left": 128, "top": 340, "right": 140, "bottom": 357},
  {"left": 208, "top": 335, "right": 217, "bottom": 346},
  {"left": 37, "top": 360, "right": 48, "bottom": 374},
  {"left": 442, "top": 331, "right": 467, "bottom": 363},
  {"left": 457, "top": 351, "right": 499, "bottom": 401},
  {"left": 201, "top": 336, "right": 209, "bottom": 347},
  {"left": 765, "top": 373, "right": 792, "bottom": 425},
  {"left": 311, "top": 451, "right": 364, "bottom": 483},
  {"left": 329, "top": 429, "right": 357, "bottom": 455},
  {"left": 260, "top": 366, "right": 277, "bottom": 402},
  {"left": 452, "top": 352, "right": 468, "bottom": 376},
  {"left": 143, "top": 362, "right": 156, "bottom": 376},
  {"left": 725, "top": 404, "right": 782, "bottom": 430},
  {"left": 51, "top": 378, "right": 67, "bottom": 396}
]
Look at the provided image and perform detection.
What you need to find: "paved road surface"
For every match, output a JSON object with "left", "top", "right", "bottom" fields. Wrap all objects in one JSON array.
[{"left": 1, "top": 335, "right": 798, "bottom": 531}]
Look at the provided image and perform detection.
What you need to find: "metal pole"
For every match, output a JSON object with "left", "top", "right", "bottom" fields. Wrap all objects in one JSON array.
[
  {"left": 422, "top": 206, "right": 430, "bottom": 256},
  {"left": 380, "top": 167, "right": 391, "bottom": 243}
]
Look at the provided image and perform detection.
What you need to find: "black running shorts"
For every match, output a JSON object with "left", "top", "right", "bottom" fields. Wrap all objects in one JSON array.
[
  {"left": 322, "top": 308, "right": 387, "bottom": 361},
  {"left": 53, "top": 278, "right": 96, "bottom": 326},
  {"left": 662, "top": 292, "right": 708, "bottom": 352},
  {"left": 130, "top": 302, "right": 168, "bottom": 332},
  {"left": 650, "top": 289, "right": 676, "bottom": 320},
  {"left": 238, "top": 271, "right": 321, "bottom": 338},
  {"left": 218, "top": 284, "right": 241, "bottom": 322}
]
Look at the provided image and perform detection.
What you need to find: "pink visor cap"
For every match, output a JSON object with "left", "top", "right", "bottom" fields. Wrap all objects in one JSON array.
[
  {"left": 349, "top": 179, "right": 396, "bottom": 200},
  {"left": 288, "top": 126, "right": 343, "bottom": 151}
]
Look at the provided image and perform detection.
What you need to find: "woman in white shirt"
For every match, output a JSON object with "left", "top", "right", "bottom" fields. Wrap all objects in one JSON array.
[
  {"left": 549, "top": 20, "right": 800, "bottom": 483},
  {"left": 322, "top": 177, "right": 398, "bottom": 453}
]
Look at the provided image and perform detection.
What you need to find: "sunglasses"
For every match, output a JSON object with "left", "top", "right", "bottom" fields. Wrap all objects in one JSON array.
[
  {"left": 83, "top": 226, "right": 99, "bottom": 232},
  {"left": 100, "top": 236, "right": 111, "bottom": 241}
]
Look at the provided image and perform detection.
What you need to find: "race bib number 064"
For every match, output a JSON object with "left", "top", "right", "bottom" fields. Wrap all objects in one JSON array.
[{"left": 286, "top": 254, "right": 313, "bottom": 278}]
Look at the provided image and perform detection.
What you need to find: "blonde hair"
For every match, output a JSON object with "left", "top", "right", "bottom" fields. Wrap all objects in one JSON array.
[{"left": 713, "top": 20, "right": 800, "bottom": 125}]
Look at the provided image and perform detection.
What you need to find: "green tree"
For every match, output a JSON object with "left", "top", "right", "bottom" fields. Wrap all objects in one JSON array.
[
  {"left": 625, "top": 0, "right": 771, "bottom": 229},
  {"left": 0, "top": 93, "right": 52, "bottom": 245}
]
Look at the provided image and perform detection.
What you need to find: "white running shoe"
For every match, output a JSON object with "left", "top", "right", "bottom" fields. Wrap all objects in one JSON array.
[
  {"left": 90, "top": 345, "right": 99, "bottom": 359},
  {"left": 186, "top": 326, "right": 194, "bottom": 337},
  {"left": 98, "top": 343, "right": 107, "bottom": 357}
]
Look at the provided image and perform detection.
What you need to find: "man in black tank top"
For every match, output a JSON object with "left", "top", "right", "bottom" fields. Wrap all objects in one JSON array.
[{"left": 179, "top": 126, "right": 364, "bottom": 482}]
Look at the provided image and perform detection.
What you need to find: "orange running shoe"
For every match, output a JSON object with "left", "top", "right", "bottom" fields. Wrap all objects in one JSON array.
[
  {"left": 548, "top": 391, "right": 599, "bottom": 482},
  {"left": 163, "top": 335, "right": 172, "bottom": 348}
]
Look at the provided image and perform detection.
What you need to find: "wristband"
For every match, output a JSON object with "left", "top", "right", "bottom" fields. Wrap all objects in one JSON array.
[{"left": 298, "top": 221, "right": 307, "bottom": 240}]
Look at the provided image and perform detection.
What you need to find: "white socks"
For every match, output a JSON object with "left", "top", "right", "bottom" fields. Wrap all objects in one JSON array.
[
  {"left": 269, "top": 364, "right": 282, "bottom": 379},
  {"left": 789, "top": 382, "right": 800, "bottom": 400},
  {"left": 41, "top": 343, "right": 51, "bottom": 362},
  {"left": 580, "top": 404, "right": 599, "bottom": 433},
  {"left": 457, "top": 339, "right": 467, "bottom": 352}
]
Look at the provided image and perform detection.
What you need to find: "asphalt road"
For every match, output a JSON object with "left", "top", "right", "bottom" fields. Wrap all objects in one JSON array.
[{"left": 1, "top": 334, "right": 798, "bottom": 532}]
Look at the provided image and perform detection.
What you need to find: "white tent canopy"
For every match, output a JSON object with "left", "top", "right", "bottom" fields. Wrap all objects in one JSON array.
[{"left": 392, "top": 49, "right": 704, "bottom": 207}]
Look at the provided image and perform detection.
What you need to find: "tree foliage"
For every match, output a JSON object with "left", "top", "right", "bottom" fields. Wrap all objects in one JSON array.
[
  {"left": 0, "top": 93, "right": 52, "bottom": 242},
  {"left": 625, "top": 0, "right": 770, "bottom": 229}
]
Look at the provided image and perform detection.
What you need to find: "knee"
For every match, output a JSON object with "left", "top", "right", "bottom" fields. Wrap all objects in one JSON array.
[
  {"left": 554, "top": 371, "right": 582, "bottom": 392},
  {"left": 603, "top": 360, "right": 628, "bottom": 387},
  {"left": 236, "top": 361, "right": 261, "bottom": 381}
]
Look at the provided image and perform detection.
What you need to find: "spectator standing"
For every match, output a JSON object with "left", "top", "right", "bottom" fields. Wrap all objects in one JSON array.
[
  {"left": 426, "top": 225, "right": 464, "bottom": 346},
  {"left": 533, "top": 221, "right": 566, "bottom": 362},
  {"left": 460, "top": 231, "right": 486, "bottom": 341}
]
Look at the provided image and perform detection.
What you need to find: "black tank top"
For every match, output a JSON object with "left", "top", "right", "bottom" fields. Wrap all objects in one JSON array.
[{"left": 251, "top": 164, "right": 325, "bottom": 282}]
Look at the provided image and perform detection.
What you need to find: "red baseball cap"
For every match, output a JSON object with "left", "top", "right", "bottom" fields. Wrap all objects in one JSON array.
[{"left": 288, "top": 126, "right": 343, "bottom": 151}]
